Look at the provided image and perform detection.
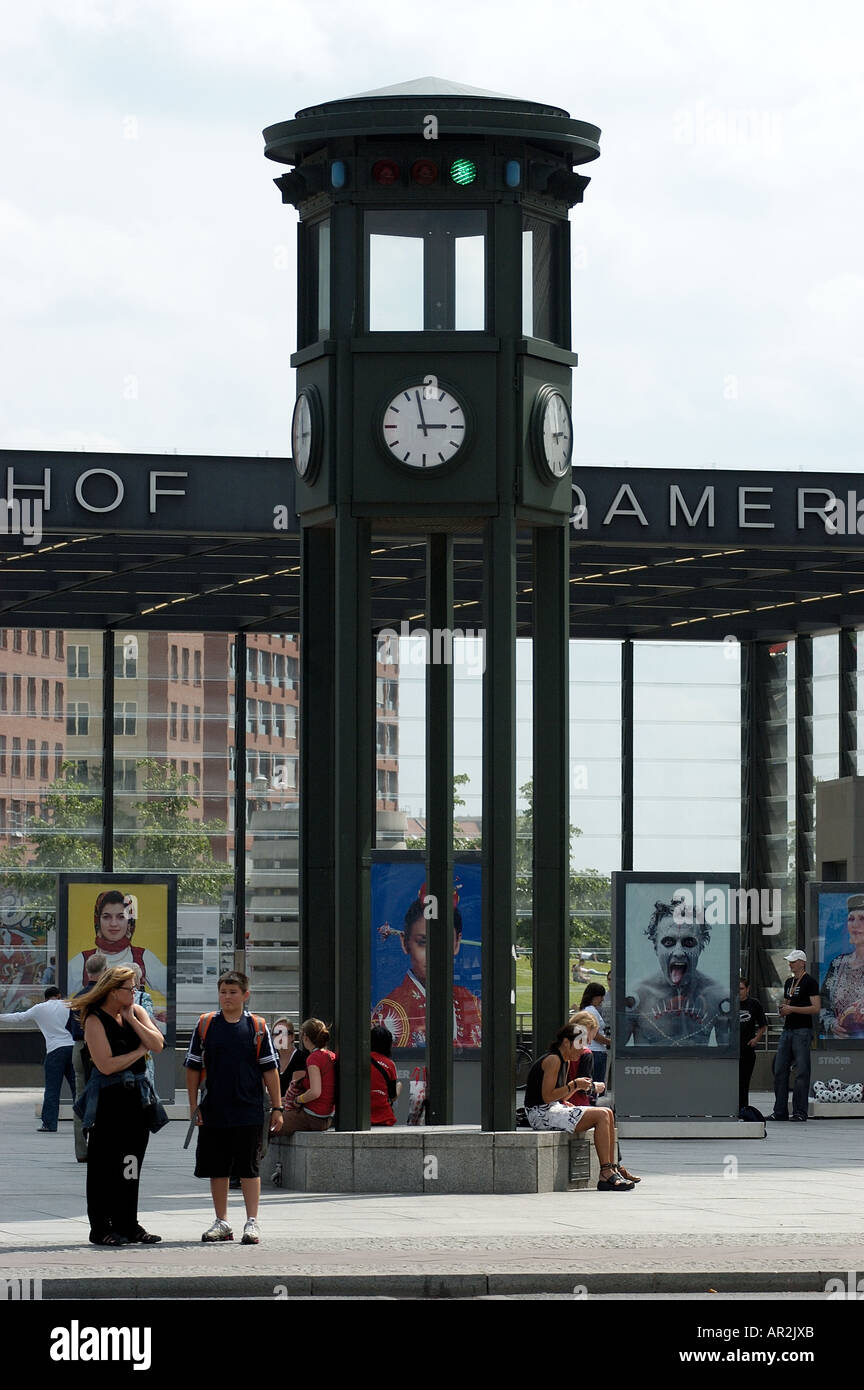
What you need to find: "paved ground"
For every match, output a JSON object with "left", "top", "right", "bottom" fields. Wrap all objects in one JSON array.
[{"left": 1, "top": 1088, "right": 862, "bottom": 1299}]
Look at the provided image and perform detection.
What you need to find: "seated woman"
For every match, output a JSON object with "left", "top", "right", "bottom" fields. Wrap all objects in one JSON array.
[
  {"left": 567, "top": 1009, "right": 640, "bottom": 1184},
  {"left": 281, "top": 1018, "right": 336, "bottom": 1134},
  {"left": 523, "top": 1021, "right": 634, "bottom": 1191}
]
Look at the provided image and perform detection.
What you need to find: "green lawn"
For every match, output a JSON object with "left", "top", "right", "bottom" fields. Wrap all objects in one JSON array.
[{"left": 515, "top": 956, "right": 609, "bottom": 1025}]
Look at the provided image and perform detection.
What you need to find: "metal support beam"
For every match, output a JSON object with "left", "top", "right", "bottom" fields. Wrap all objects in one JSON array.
[
  {"left": 333, "top": 514, "right": 372, "bottom": 1130},
  {"left": 299, "top": 526, "right": 336, "bottom": 1025},
  {"left": 839, "top": 628, "right": 857, "bottom": 780},
  {"left": 481, "top": 514, "right": 516, "bottom": 1131},
  {"left": 425, "top": 533, "right": 454, "bottom": 1125},
  {"left": 620, "top": 639, "right": 634, "bottom": 872},
  {"left": 795, "top": 635, "right": 814, "bottom": 947},
  {"left": 532, "top": 523, "right": 570, "bottom": 1056},
  {"left": 101, "top": 630, "right": 115, "bottom": 873},
  {"left": 232, "top": 631, "right": 247, "bottom": 968}
]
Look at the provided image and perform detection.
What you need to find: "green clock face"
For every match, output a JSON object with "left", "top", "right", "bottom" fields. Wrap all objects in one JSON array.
[
  {"left": 379, "top": 382, "right": 468, "bottom": 470},
  {"left": 291, "top": 386, "right": 323, "bottom": 482},
  {"left": 531, "top": 386, "right": 573, "bottom": 483}
]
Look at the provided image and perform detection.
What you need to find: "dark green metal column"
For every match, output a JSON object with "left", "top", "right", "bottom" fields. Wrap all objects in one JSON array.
[
  {"left": 740, "top": 640, "right": 759, "bottom": 984},
  {"left": 101, "top": 630, "right": 115, "bottom": 873},
  {"left": 333, "top": 514, "right": 372, "bottom": 1129},
  {"left": 299, "top": 525, "right": 335, "bottom": 1023},
  {"left": 620, "top": 639, "right": 634, "bottom": 872},
  {"left": 481, "top": 514, "right": 517, "bottom": 1131},
  {"left": 531, "top": 523, "right": 570, "bottom": 1054},
  {"left": 232, "top": 631, "right": 247, "bottom": 965},
  {"left": 425, "top": 533, "right": 454, "bottom": 1125},
  {"left": 795, "top": 635, "right": 814, "bottom": 946},
  {"left": 839, "top": 628, "right": 857, "bottom": 780}
]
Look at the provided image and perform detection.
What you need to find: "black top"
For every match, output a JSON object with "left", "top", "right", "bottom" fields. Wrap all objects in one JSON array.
[
  {"left": 739, "top": 995, "right": 767, "bottom": 1046},
  {"left": 93, "top": 1008, "right": 145, "bottom": 1075},
  {"left": 280, "top": 1044, "right": 308, "bottom": 1094},
  {"left": 185, "top": 1011, "right": 278, "bottom": 1128},
  {"left": 524, "top": 1049, "right": 568, "bottom": 1109},
  {"left": 782, "top": 973, "right": 819, "bottom": 1030}
]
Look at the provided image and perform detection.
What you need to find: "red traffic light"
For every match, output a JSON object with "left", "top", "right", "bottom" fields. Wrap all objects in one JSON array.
[
  {"left": 371, "top": 158, "right": 401, "bottom": 186},
  {"left": 410, "top": 158, "right": 439, "bottom": 186}
]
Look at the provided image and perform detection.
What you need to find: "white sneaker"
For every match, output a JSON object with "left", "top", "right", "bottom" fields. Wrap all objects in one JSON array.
[
  {"left": 201, "top": 1218, "right": 234, "bottom": 1242},
  {"left": 241, "top": 1218, "right": 260, "bottom": 1245}
]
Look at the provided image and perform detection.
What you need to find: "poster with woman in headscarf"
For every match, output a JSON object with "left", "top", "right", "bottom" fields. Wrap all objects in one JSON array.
[{"left": 58, "top": 875, "right": 176, "bottom": 1036}]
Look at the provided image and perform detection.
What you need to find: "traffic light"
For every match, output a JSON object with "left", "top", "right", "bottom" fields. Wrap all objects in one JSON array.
[{"left": 273, "top": 162, "right": 328, "bottom": 206}]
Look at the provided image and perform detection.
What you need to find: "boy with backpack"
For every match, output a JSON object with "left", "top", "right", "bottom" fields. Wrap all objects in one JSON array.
[{"left": 185, "top": 970, "right": 282, "bottom": 1244}]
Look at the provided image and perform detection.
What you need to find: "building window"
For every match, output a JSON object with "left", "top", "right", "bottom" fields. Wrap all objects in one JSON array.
[
  {"left": 26, "top": 741, "right": 36, "bottom": 778},
  {"left": 229, "top": 641, "right": 236, "bottom": 675},
  {"left": 113, "top": 701, "right": 136, "bottom": 736},
  {"left": 67, "top": 702, "right": 89, "bottom": 736},
  {"left": 258, "top": 701, "right": 268, "bottom": 736},
  {"left": 181, "top": 649, "right": 190, "bottom": 683},
  {"left": 67, "top": 645, "right": 90, "bottom": 678},
  {"left": 41, "top": 680, "right": 50, "bottom": 717},
  {"left": 193, "top": 650, "right": 202, "bottom": 687},
  {"left": 26, "top": 678, "right": 36, "bottom": 715},
  {"left": 113, "top": 759, "right": 137, "bottom": 792},
  {"left": 11, "top": 738, "right": 21, "bottom": 777},
  {"left": 114, "top": 642, "right": 137, "bottom": 679},
  {"left": 286, "top": 706, "right": 297, "bottom": 741},
  {"left": 286, "top": 656, "right": 298, "bottom": 690},
  {"left": 180, "top": 705, "right": 189, "bottom": 740},
  {"left": 12, "top": 676, "right": 21, "bottom": 713},
  {"left": 40, "top": 742, "right": 49, "bottom": 780},
  {"left": 27, "top": 629, "right": 36, "bottom": 654},
  {"left": 54, "top": 744, "right": 63, "bottom": 777},
  {"left": 193, "top": 761, "right": 200, "bottom": 782},
  {"left": 261, "top": 651, "right": 272, "bottom": 686},
  {"left": 0, "top": 630, "right": 6, "bottom": 648},
  {"left": 13, "top": 630, "right": 22, "bottom": 652},
  {"left": 273, "top": 705, "right": 284, "bottom": 740},
  {"left": 193, "top": 706, "right": 201, "bottom": 741},
  {"left": 180, "top": 759, "right": 189, "bottom": 776},
  {"left": 0, "top": 736, "right": 6, "bottom": 774},
  {"left": 273, "top": 653, "right": 284, "bottom": 687},
  {"left": 228, "top": 745, "right": 235, "bottom": 780},
  {"left": 0, "top": 675, "right": 6, "bottom": 711},
  {"left": 169, "top": 702, "right": 178, "bottom": 738},
  {"left": 54, "top": 631, "right": 64, "bottom": 659},
  {"left": 170, "top": 645, "right": 179, "bottom": 681},
  {"left": 55, "top": 683, "right": 64, "bottom": 719},
  {"left": 41, "top": 630, "right": 50, "bottom": 657}
]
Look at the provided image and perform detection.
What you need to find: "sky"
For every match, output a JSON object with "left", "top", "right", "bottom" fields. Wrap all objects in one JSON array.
[
  {"left": 2, "top": 0, "right": 863, "bottom": 471},
  {"left": 1, "top": 2, "right": 860, "bottom": 877}
]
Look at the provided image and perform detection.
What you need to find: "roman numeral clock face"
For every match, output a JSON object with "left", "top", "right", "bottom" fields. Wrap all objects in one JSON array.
[{"left": 380, "top": 384, "right": 467, "bottom": 470}]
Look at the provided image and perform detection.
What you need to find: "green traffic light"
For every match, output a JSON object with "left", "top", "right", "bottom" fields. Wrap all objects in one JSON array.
[{"left": 449, "top": 158, "right": 477, "bottom": 186}]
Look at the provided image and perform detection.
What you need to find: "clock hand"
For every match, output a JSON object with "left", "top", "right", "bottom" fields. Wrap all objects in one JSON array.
[
  {"left": 415, "top": 390, "right": 429, "bottom": 437},
  {"left": 417, "top": 423, "right": 446, "bottom": 429}
]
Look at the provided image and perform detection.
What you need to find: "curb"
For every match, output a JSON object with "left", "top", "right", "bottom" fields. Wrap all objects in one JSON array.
[{"left": 36, "top": 1269, "right": 835, "bottom": 1300}]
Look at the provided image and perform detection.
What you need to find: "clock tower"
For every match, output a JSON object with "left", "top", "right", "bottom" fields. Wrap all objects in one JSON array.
[{"left": 264, "top": 77, "right": 600, "bottom": 1128}]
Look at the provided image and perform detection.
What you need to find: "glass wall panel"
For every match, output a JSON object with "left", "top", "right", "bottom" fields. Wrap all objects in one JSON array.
[
  {"left": 366, "top": 211, "right": 486, "bottom": 332},
  {"left": 0, "top": 628, "right": 102, "bottom": 1012}
]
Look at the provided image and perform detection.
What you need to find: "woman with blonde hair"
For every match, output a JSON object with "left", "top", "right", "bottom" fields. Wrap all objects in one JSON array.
[
  {"left": 281, "top": 1018, "right": 336, "bottom": 1134},
  {"left": 72, "top": 964, "right": 165, "bottom": 1245}
]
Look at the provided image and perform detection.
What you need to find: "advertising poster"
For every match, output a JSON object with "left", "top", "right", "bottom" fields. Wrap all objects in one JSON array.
[
  {"left": 810, "top": 884, "right": 864, "bottom": 1041},
  {"left": 370, "top": 853, "right": 481, "bottom": 1050},
  {"left": 615, "top": 872, "right": 738, "bottom": 1057},
  {"left": 58, "top": 874, "right": 177, "bottom": 1045},
  {"left": 0, "top": 881, "right": 56, "bottom": 1013}
]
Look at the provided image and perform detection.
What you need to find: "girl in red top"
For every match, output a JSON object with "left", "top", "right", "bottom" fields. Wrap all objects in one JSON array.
[
  {"left": 370, "top": 1025, "right": 402, "bottom": 1126},
  {"left": 282, "top": 1018, "right": 336, "bottom": 1134}
]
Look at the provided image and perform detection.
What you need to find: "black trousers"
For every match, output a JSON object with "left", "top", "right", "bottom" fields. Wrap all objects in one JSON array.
[
  {"left": 86, "top": 1086, "right": 150, "bottom": 1240},
  {"left": 739, "top": 1044, "right": 756, "bottom": 1110}
]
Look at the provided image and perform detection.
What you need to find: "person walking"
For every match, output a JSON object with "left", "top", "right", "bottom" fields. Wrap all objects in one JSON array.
[
  {"left": 769, "top": 950, "right": 820, "bottom": 1123},
  {"left": 0, "top": 986, "right": 75, "bottom": 1132},
  {"left": 68, "top": 951, "right": 107, "bottom": 1160}
]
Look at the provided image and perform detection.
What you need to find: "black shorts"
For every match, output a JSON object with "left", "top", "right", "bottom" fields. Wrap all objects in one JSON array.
[{"left": 194, "top": 1123, "right": 262, "bottom": 1179}]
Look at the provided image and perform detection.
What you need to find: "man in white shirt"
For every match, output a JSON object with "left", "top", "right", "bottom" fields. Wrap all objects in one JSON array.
[{"left": 0, "top": 986, "right": 76, "bottom": 1131}]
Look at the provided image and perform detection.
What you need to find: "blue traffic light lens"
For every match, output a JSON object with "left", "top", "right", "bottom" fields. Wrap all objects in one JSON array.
[
  {"left": 505, "top": 159, "right": 521, "bottom": 188},
  {"left": 330, "top": 160, "right": 347, "bottom": 189}
]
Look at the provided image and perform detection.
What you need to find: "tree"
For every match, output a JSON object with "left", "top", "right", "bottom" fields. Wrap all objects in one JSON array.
[{"left": 2, "top": 759, "right": 230, "bottom": 904}]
